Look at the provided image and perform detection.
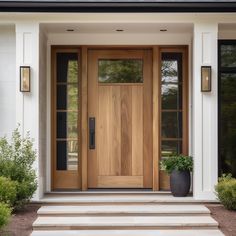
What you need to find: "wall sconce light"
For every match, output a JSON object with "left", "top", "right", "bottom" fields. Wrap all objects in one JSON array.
[
  {"left": 20, "top": 66, "right": 30, "bottom": 92},
  {"left": 201, "top": 66, "right": 211, "bottom": 92}
]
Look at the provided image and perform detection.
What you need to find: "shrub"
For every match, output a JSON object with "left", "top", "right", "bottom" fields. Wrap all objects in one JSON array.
[
  {"left": 0, "top": 203, "right": 11, "bottom": 229},
  {"left": 0, "top": 127, "right": 37, "bottom": 209},
  {"left": 0, "top": 177, "right": 17, "bottom": 207},
  {"left": 160, "top": 154, "right": 193, "bottom": 174},
  {"left": 215, "top": 174, "right": 236, "bottom": 210}
]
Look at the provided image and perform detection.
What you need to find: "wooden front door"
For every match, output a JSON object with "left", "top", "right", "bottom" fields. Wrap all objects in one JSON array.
[{"left": 88, "top": 49, "right": 153, "bottom": 188}]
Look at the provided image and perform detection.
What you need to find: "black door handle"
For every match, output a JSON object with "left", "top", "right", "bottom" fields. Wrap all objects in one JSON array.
[{"left": 89, "top": 117, "right": 95, "bottom": 149}]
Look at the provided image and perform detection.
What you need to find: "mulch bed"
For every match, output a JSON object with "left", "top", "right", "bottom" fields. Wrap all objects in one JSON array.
[
  {"left": 0, "top": 204, "right": 40, "bottom": 236},
  {"left": 207, "top": 204, "right": 236, "bottom": 236}
]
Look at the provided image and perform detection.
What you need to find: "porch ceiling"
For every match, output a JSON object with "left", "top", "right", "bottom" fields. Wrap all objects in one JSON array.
[{"left": 42, "top": 22, "right": 193, "bottom": 34}]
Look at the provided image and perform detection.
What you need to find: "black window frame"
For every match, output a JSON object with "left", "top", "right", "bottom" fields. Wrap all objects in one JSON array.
[{"left": 218, "top": 39, "right": 236, "bottom": 177}]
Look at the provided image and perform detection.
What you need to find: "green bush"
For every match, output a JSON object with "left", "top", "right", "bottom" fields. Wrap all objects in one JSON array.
[
  {"left": 0, "top": 177, "right": 17, "bottom": 207},
  {"left": 0, "top": 203, "right": 11, "bottom": 229},
  {"left": 160, "top": 154, "right": 193, "bottom": 174},
  {"left": 0, "top": 127, "right": 37, "bottom": 209},
  {"left": 215, "top": 174, "right": 236, "bottom": 210}
]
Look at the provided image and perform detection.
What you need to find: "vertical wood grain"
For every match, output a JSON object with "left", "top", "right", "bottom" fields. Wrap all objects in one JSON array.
[
  {"left": 98, "top": 86, "right": 111, "bottom": 176},
  {"left": 110, "top": 86, "right": 121, "bottom": 176},
  {"left": 132, "top": 86, "right": 143, "bottom": 176},
  {"left": 143, "top": 49, "right": 153, "bottom": 188},
  {"left": 152, "top": 46, "right": 160, "bottom": 191},
  {"left": 81, "top": 46, "right": 88, "bottom": 190},
  {"left": 87, "top": 50, "right": 98, "bottom": 188},
  {"left": 121, "top": 86, "right": 132, "bottom": 176}
]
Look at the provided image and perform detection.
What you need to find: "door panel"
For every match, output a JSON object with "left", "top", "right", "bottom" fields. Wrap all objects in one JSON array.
[
  {"left": 159, "top": 48, "right": 188, "bottom": 190},
  {"left": 52, "top": 49, "right": 81, "bottom": 190},
  {"left": 88, "top": 49, "right": 152, "bottom": 189}
]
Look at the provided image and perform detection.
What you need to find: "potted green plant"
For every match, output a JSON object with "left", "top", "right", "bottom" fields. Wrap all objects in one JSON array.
[{"left": 160, "top": 154, "right": 193, "bottom": 197}]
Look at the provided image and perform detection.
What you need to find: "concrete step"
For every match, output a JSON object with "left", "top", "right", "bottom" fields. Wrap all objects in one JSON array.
[
  {"left": 33, "top": 216, "right": 218, "bottom": 230},
  {"left": 37, "top": 194, "right": 217, "bottom": 205},
  {"left": 31, "top": 229, "right": 224, "bottom": 236},
  {"left": 37, "top": 204, "right": 210, "bottom": 216}
]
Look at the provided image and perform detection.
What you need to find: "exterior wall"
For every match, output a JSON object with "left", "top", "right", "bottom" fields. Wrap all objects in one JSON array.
[
  {"left": 39, "top": 26, "right": 48, "bottom": 196},
  {"left": 0, "top": 25, "right": 16, "bottom": 138},
  {"left": 15, "top": 23, "right": 43, "bottom": 200},
  {"left": 193, "top": 23, "right": 218, "bottom": 200},
  {"left": 2, "top": 12, "right": 236, "bottom": 200}
]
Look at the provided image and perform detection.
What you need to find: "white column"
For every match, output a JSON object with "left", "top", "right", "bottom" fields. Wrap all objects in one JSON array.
[
  {"left": 193, "top": 22, "right": 218, "bottom": 200},
  {"left": 15, "top": 23, "right": 42, "bottom": 200}
]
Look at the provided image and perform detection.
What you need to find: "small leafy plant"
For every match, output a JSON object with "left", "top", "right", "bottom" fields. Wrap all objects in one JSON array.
[
  {"left": 0, "top": 177, "right": 17, "bottom": 207},
  {"left": 160, "top": 154, "right": 193, "bottom": 174},
  {"left": 215, "top": 174, "right": 236, "bottom": 210},
  {"left": 0, "top": 127, "right": 37, "bottom": 209},
  {"left": 0, "top": 203, "right": 11, "bottom": 229}
]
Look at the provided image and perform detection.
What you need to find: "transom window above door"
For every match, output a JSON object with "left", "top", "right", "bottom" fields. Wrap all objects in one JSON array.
[{"left": 98, "top": 59, "right": 143, "bottom": 83}]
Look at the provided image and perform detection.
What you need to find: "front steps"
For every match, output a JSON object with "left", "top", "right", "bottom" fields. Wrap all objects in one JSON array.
[{"left": 32, "top": 197, "right": 223, "bottom": 236}]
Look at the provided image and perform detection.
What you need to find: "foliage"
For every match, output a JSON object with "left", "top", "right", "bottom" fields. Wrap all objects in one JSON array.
[
  {"left": 0, "top": 177, "right": 17, "bottom": 207},
  {"left": 215, "top": 174, "right": 236, "bottom": 210},
  {"left": 0, "top": 203, "right": 11, "bottom": 229},
  {"left": 160, "top": 154, "right": 193, "bottom": 174},
  {"left": 98, "top": 60, "right": 143, "bottom": 83},
  {"left": 0, "top": 127, "right": 37, "bottom": 209}
]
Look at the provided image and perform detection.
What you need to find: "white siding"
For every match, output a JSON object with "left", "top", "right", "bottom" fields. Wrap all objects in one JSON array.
[{"left": 0, "top": 25, "right": 16, "bottom": 138}]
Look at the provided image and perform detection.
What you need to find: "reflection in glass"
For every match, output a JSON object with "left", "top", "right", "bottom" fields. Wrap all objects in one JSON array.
[
  {"left": 220, "top": 73, "right": 236, "bottom": 177},
  {"left": 67, "top": 112, "right": 78, "bottom": 138},
  {"left": 98, "top": 59, "right": 143, "bottom": 83},
  {"left": 162, "top": 83, "right": 182, "bottom": 110},
  {"left": 67, "top": 141, "right": 78, "bottom": 171},
  {"left": 56, "top": 52, "right": 79, "bottom": 171},
  {"left": 57, "top": 85, "right": 78, "bottom": 111},
  {"left": 161, "top": 141, "right": 182, "bottom": 158},
  {"left": 161, "top": 60, "right": 178, "bottom": 83},
  {"left": 221, "top": 45, "right": 236, "bottom": 68},
  {"left": 57, "top": 53, "right": 78, "bottom": 83},
  {"left": 162, "top": 112, "right": 182, "bottom": 138},
  {"left": 56, "top": 141, "right": 78, "bottom": 171}
]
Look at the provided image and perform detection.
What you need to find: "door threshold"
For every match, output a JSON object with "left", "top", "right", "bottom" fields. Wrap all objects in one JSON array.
[{"left": 45, "top": 190, "right": 173, "bottom": 195}]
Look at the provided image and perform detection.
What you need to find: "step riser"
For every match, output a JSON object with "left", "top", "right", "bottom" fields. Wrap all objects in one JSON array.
[
  {"left": 38, "top": 213, "right": 210, "bottom": 217},
  {"left": 33, "top": 226, "right": 219, "bottom": 230}
]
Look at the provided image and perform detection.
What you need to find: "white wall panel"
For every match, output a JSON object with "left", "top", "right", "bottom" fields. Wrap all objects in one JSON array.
[
  {"left": 15, "top": 23, "right": 41, "bottom": 200},
  {"left": 0, "top": 26, "right": 16, "bottom": 138},
  {"left": 193, "top": 23, "right": 218, "bottom": 200}
]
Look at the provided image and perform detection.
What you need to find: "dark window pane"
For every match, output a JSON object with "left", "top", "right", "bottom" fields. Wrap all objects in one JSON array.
[
  {"left": 161, "top": 140, "right": 182, "bottom": 158},
  {"left": 57, "top": 85, "right": 67, "bottom": 110},
  {"left": 56, "top": 112, "right": 78, "bottom": 139},
  {"left": 162, "top": 112, "right": 182, "bottom": 138},
  {"left": 220, "top": 73, "right": 236, "bottom": 177},
  {"left": 57, "top": 85, "right": 78, "bottom": 110},
  {"left": 98, "top": 59, "right": 143, "bottom": 83},
  {"left": 56, "top": 53, "right": 78, "bottom": 83},
  {"left": 57, "top": 112, "right": 67, "bottom": 139},
  {"left": 221, "top": 45, "right": 236, "bottom": 68},
  {"left": 57, "top": 141, "right": 67, "bottom": 170},
  {"left": 56, "top": 141, "right": 78, "bottom": 171},
  {"left": 162, "top": 83, "right": 182, "bottom": 110}
]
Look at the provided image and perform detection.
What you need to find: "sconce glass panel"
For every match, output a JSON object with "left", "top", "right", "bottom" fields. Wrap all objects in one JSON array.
[
  {"left": 20, "top": 66, "right": 30, "bottom": 92},
  {"left": 201, "top": 66, "right": 211, "bottom": 92}
]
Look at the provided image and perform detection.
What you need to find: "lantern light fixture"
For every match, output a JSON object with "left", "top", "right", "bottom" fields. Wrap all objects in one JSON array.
[
  {"left": 201, "top": 66, "right": 211, "bottom": 92},
  {"left": 20, "top": 66, "right": 30, "bottom": 92}
]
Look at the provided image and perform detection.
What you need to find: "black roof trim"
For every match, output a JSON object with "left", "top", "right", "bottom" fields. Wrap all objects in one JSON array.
[{"left": 1, "top": 1, "right": 236, "bottom": 12}]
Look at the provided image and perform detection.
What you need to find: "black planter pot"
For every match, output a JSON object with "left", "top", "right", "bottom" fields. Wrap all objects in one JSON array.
[{"left": 170, "top": 170, "right": 191, "bottom": 197}]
